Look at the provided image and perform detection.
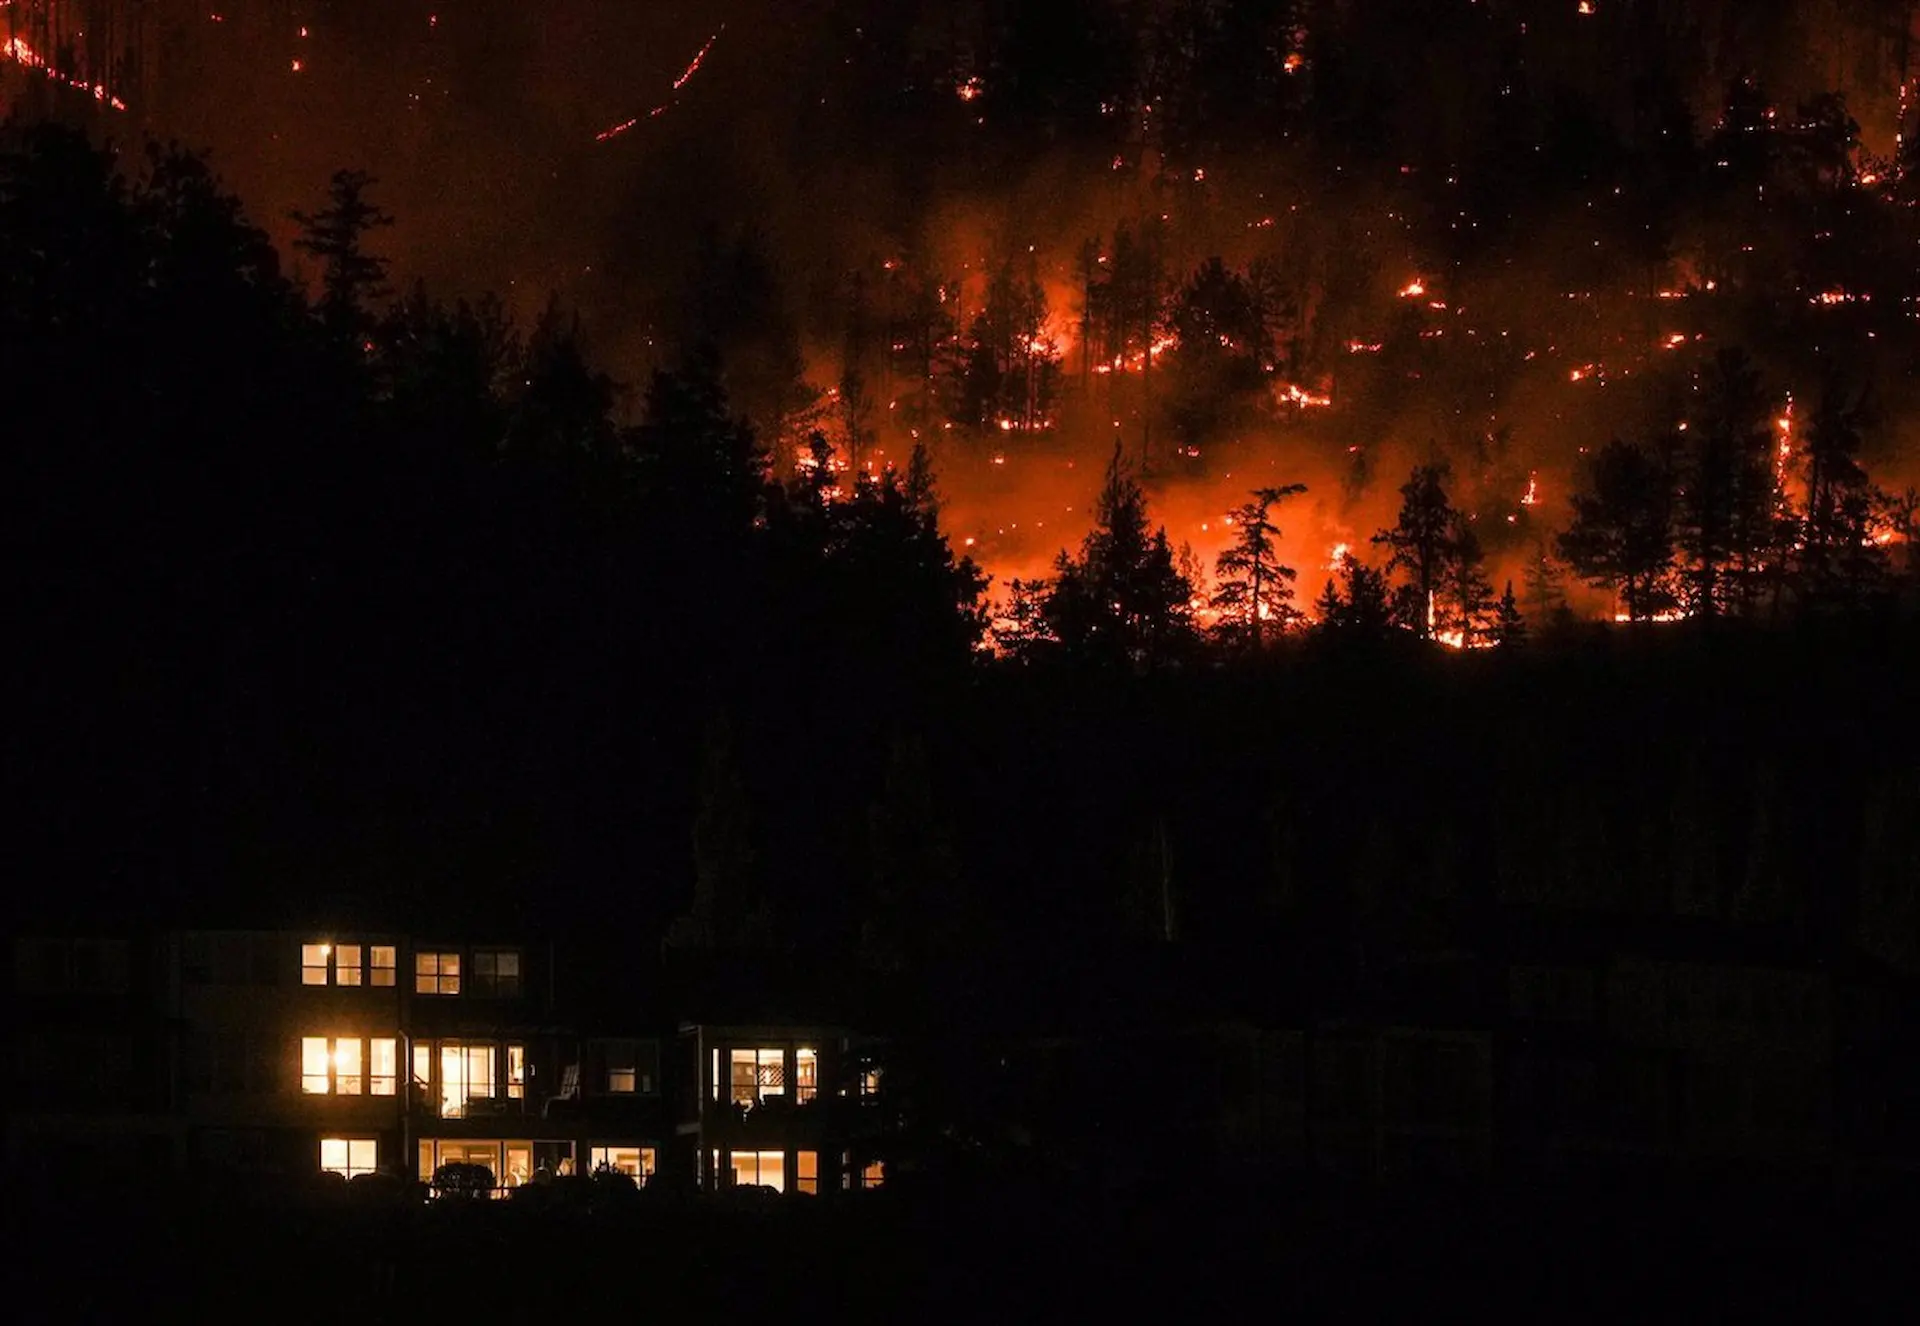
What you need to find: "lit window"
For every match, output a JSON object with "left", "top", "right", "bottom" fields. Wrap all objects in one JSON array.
[
  {"left": 796, "top": 1047, "right": 818, "bottom": 1103},
  {"left": 412, "top": 1043, "right": 430, "bottom": 1097},
  {"left": 370, "top": 946, "right": 396, "bottom": 986},
  {"left": 604, "top": 1040, "right": 656, "bottom": 1094},
  {"left": 303, "top": 1036, "right": 388, "bottom": 1095},
  {"left": 862, "top": 1159, "right": 885, "bottom": 1189},
  {"left": 797, "top": 1150, "right": 818, "bottom": 1194},
  {"left": 860, "top": 1068, "right": 882, "bottom": 1097},
  {"left": 473, "top": 950, "right": 522, "bottom": 999},
  {"left": 434, "top": 1041, "right": 497, "bottom": 1118},
  {"left": 319, "top": 1137, "right": 377, "bottom": 1180},
  {"left": 302, "top": 1037, "right": 331, "bottom": 1093},
  {"left": 729, "top": 1150, "right": 786, "bottom": 1191},
  {"left": 723, "top": 1048, "right": 785, "bottom": 1105},
  {"left": 334, "top": 944, "right": 362, "bottom": 986},
  {"left": 589, "top": 1145, "right": 657, "bottom": 1180},
  {"left": 302, "top": 944, "right": 330, "bottom": 986},
  {"left": 334, "top": 1037, "right": 363, "bottom": 1093},
  {"left": 371, "top": 1038, "right": 397, "bottom": 1096},
  {"left": 507, "top": 1045, "right": 525, "bottom": 1099},
  {"left": 416, "top": 952, "right": 460, "bottom": 995}
]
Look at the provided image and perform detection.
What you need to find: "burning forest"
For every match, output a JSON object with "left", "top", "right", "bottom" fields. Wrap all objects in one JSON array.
[{"left": 9, "top": 1, "right": 1920, "bottom": 647}]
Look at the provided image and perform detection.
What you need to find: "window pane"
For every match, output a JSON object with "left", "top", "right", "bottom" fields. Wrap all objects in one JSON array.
[
  {"left": 413, "top": 1044, "right": 430, "bottom": 1094},
  {"left": 320, "top": 1138, "right": 348, "bottom": 1172},
  {"left": 301, "top": 945, "right": 329, "bottom": 986},
  {"left": 335, "top": 1038, "right": 362, "bottom": 1094},
  {"left": 468, "top": 1045, "right": 494, "bottom": 1098},
  {"left": 441, "top": 1046, "right": 463, "bottom": 1118},
  {"left": 349, "top": 1139, "right": 376, "bottom": 1174},
  {"left": 371, "top": 1039, "right": 397, "bottom": 1096},
  {"left": 415, "top": 952, "right": 438, "bottom": 994},
  {"left": 335, "top": 945, "right": 362, "bottom": 986},
  {"left": 504, "top": 1144, "right": 531, "bottom": 1188},
  {"left": 607, "top": 1041, "right": 636, "bottom": 1093},
  {"left": 796, "top": 1048, "right": 818, "bottom": 1102},
  {"left": 798, "top": 1150, "right": 818, "bottom": 1193},
  {"left": 731, "top": 1150, "right": 785, "bottom": 1192},
  {"left": 370, "top": 946, "right": 396, "bottom": 986},
  {"left": 439, "top": 954, "right": 461, "bottom": 995},
  {"left": 508, "top": 1045, "right": 525, "bottom": 1099},
  {"left": 497, "top": 952, "right": 520, "bottom": 977},
  {"left": 730, "top": 1049, "right": 758, "bottom": 1103},
  {"left": 302, "top": 1038, "right": 330, "bottom": 1094}
]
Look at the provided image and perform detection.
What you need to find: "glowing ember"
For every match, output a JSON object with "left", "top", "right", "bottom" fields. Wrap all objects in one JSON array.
[
  {"left": 957, "top": 76, "right": 984, "bottom": 103},
  {"left": 1398, "top": 279, "right": 1427, "bottom": 299},
  {"left": 1520, "top": 473, "right": 1539, "bottom": 507},
  {"left": 2, "top": 36, "right": 128, "bottom": 109},
  {"left": 1279, "top": 383, "right": 1333, "bottom": 409}
]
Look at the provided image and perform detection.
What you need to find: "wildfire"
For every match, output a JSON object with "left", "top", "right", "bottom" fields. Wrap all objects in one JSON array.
[
  {"left": 596, "top": 26, "right": 724, "bottom": 141},
  {"left": 1, "top": 36, "right": 127, "bottom": 109},
  {"left": 957, "top": 76, "right": 983, "bottom": 103},
  {"left": 1520, "top": 473, "right": 1539, "bottom": 507},
  {"left": 1347, "top": 340, "right": 1384, "bottom": 354},
  {"left": 1279, "top": 383, "right": 1333, "bottom": 409},
  {"left": 1614, "top": 609, "right": 1688, "bottom": 624},
  {"left": 1326, "top": 542, "right": 1351, "bottom": 570},
  {"left": 1398, "top": 279, "right": 1428, "bottom": 299}
]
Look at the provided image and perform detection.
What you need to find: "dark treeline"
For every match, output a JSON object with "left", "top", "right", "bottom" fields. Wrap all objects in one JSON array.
[{"left": 8, "top": 124, "right": 1920, "bottom": 1002}]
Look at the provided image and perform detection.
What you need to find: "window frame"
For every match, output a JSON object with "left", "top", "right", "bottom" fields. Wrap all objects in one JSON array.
[
  {"left": 319, "top": 1136, "right": 378, "bottom": 1180},
  {"left": 415, "top": 951, "right": 462, "bottom": 996},
  {"left": 300, "top": 1035, "right": 395, "bottom": 1095},
  {"left": 472, "top": 949, "right": 523, "bottom": 999},
  {"left": 370, "top": 945, "right": 397, "bottom": 987},
  {"left": 588, "top": 1145, "right": 657, "bottom": 1182},
  {"left": 604, "top": 1040, "right": 656, "bottom": 1095}
]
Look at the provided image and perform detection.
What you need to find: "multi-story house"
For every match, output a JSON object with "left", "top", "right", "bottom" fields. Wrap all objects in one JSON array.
[
  {"left": 677, "top": 1022, "right": 883, "bottom": 1194},
  {"left": 6, "top": 928, "right": 678, "bottom": 1192},
  {"left": 180, "top": 929, "right": 407, "bottom": 1180}
]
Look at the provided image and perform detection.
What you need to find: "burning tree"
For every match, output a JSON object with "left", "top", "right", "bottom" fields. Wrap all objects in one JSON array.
[
  {"left": 1799, "top": 371, "right": 1890, "bottom": 610},
  {"left": 1373, "top": 462, "right": 1488, "bottom": 643},
  {"left": 1210, "top": 483, "right": 1307, "bottom": 649},
  {"left": 948, "top": 252, "right": 1061, "bottom": 437},
  {"left": 1676, "top": 349, "right": 1776, "bottom": 618}
]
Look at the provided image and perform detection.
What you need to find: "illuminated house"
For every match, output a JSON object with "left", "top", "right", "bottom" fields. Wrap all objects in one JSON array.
[
  {"left": 45, "top": 929, "right": 675, "bottom": 1191},
  {"left": 181, "top": 930, "right": 407, "bottom": 1178},
  {"left": 677, "top": 1024, "right": 884, "bottom": 1194}
]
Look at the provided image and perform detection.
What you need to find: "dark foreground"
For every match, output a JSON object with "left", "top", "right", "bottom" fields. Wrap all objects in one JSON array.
[{"left": 10, "top": 1176, "right": 1918, "bottom": 1323}]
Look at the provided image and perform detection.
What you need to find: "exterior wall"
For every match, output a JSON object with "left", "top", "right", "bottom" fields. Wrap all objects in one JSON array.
[
  {"left": 180, "top": 930, "right": 407, "bottom": 1178},
  {"left": 6, "top": 933, "right": 185, "bottom": 1176}
]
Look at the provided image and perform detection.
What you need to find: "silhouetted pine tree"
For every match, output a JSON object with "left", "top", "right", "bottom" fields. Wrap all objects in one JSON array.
[
  {"left": 1558, "top": 437, "right": 1677, "bottom": 620},
  {"left": 1210, "top": 483, "right": 1306, "bottom": 649},
  {"left": 1042, "top": 445, "right": 1195, "bottom": 669},
  {"left": 292, "top": 169, "right": 392, "bottom": 336}
]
